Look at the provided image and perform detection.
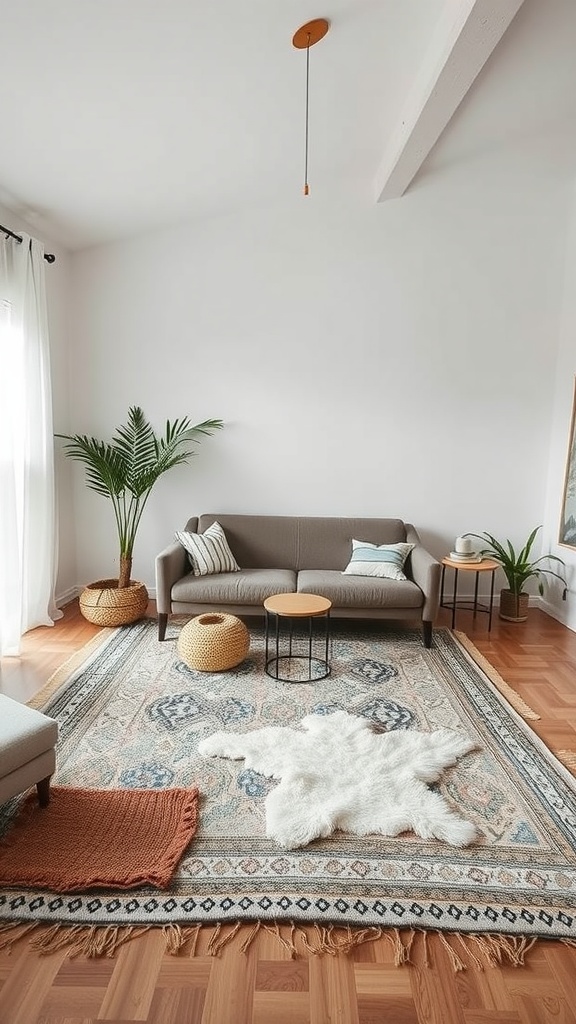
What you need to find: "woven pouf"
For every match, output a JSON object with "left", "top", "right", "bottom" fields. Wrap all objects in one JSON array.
[{"left": 177, "top": 613, "right": 250, "bottom": 672}]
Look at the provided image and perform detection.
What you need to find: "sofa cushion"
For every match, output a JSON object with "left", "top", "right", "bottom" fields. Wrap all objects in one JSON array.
[
  {"left": 198, "top": 515, "right": 299, "bottom": 570},
  {"left": 171, "top": 568, "right": 297, "bottom": 606},
  {"left": 342, "top": 540, "right": 414, "bottom": 581},
  {"left": 297, "top": 570, "right": 423, "bottom": 609},
  {"left": 296, "top": 518, "right": 408, "bottom": 571},
  {"left": 176, "top": 521, "right": 240, "bottom": 577}
]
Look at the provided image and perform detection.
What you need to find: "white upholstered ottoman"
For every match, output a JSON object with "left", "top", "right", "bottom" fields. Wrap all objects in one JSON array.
[{"left": 0, "top": 694, "right": 58, "bottom": 807}]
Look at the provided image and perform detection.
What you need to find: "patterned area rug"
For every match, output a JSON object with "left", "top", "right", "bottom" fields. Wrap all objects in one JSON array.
[{"left": 1, "top": 620, "right": 576, "bottom": 956}]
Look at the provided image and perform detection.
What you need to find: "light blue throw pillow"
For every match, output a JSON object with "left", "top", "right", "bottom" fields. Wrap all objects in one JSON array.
[{"left": 342, "top": 540, "right": 414, "bottom": 581}]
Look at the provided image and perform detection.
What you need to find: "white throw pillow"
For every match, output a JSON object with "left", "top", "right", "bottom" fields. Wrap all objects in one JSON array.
[
  {"left": 342, "top": 540, "right": 414, "bottom": 581},
  {"left": 175, "top": 521, "right": 240, "bottom": 577}
]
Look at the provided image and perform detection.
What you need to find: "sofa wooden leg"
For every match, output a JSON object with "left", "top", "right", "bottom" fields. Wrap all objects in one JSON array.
[
  {"left": 158, "top": 613, "right": 168, "bottom": 641},
  {"left": 37, "top": 775, "right": 51, "bottom": 807},
  {"left": 422, "top": 621, "right": 433, "bottom": 648}
]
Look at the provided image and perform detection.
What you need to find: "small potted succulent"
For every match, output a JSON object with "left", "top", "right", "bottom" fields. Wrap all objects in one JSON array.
[
  {"left": 56, "top": 406, "right": 222, "bottom": 625},
  {"left": 465, "top": 526, "right": 568, "bottom": 622}
]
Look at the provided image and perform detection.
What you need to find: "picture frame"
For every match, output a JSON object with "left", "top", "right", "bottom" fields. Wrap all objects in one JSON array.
[{"left": 559, "top": 377, "right": 576, "bottom": 550}]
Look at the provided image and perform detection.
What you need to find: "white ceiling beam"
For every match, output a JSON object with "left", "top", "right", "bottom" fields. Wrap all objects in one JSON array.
[{"left": 374, "top": 0, "right": 527, "bottom": 203}]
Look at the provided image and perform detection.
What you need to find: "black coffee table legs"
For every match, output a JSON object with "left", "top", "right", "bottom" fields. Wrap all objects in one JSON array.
[{"left": 265, "top": 610, "right": 331, "bottom": 682}]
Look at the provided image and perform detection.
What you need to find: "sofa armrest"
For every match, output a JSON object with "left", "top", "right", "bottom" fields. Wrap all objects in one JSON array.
[
  {"left": 405, "top": 524, "right": 441, "bottom": 621},
  {"left": 155, "top": 542, "right": 188, "bottom": 615}
]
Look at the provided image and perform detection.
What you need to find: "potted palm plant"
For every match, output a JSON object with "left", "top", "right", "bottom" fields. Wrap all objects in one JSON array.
[
  {"left": 465, "top": 526, "right": 568, "bottom": 622},
  {"left": 57, "top": 406, "right": 222, "bottom": 625}
]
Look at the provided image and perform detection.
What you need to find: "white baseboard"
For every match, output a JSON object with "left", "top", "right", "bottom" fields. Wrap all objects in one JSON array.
[
  {"left": 56, "top": 584, "right": 157, "bottom": 609},
  {"left": 537, "top": 594, "right": 576, "bottom": 631},
  {"left": 55, "top": 586, "right": 80, "bottom": 608}
]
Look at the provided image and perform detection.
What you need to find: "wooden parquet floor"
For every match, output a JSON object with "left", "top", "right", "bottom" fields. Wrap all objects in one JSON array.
[{"left": 1, "top": 601, "right": 575, "bottom": 1023}]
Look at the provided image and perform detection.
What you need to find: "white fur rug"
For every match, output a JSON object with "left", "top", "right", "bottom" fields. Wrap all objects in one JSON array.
[{"left": 198, "top": 710, "right": 478, "bottom": 850}]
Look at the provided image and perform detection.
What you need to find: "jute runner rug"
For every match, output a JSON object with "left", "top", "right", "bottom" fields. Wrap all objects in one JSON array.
[{"left": 1, "top": 620, "right": 575, "bottom": 965}]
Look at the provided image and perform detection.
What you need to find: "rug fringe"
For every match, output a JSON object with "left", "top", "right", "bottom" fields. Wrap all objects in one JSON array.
[
  {"left": 297, "top": 924, "right": 318, "bottom": 955},
  {"left": 0, "top": 922, "right": 39, "bottom": 953},
  {"left": 453, "top": 631, "right": 540, "bottom": 720},
  {"left": 27, "top": 628, "right": 116, "bottom": 710},
  {"left": 29, "top": 923, "right": 151, "bottom": 958},
  {"left": 557, "top": 750, "right": 576, "bottom": 775},
  {"left": 183, "top": 923, "right": 202, "bottom": 956},
  {"left": 455, "top": 932, "right": 483, "bottom": 971},
  {"left": 262, "top": 922, "right": 298, "bottom": 958},
  {"left": 418, "top": 928, "right": 430, "bottom": 968},
  {"left": 437, "top": 931, "right": 466, "bottom": 971},
  {"left": 0, "top": 920, "right": 565, "bottom": 967},
  {"left": 162, "top": 923, "right": 199, "bottom": 955},
  {"left": 207, "top": 920, "right": 243, "bottom": 956},
  {"left": 238, "top": 920, "right": 261, "bottom": 954},
  {"left": 323, "top": 925, "right": 382, "bottom": 957},
  {"left": 390, "top": 927, "right": 411, "bottom": 966}
]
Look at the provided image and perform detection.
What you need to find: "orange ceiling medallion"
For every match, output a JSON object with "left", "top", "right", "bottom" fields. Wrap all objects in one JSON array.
[
  {"left": 292, "top": 18, "right": 330, "bottom": 49},
  {"left": 292, "top": 18, "right": 330, "bottom": 195}
]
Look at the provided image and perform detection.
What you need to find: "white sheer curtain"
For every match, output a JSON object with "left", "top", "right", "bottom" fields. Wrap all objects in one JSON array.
[{"left": 0, "top": 231, "right": 61, "bottom": 657}]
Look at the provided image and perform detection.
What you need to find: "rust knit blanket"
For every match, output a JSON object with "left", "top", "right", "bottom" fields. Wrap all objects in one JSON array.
[{"left": 0, "top": 786, "right": 199, "bottom": 892}]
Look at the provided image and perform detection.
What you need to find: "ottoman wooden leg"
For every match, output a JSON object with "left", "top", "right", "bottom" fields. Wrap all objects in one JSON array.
[{"left": 36, "top": 775, "right": 52, "bottom": 807}]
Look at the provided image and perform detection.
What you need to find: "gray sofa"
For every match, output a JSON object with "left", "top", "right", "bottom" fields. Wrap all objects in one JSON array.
[{"left": 156, "top": 514, "right": 441, "bottom": 647}]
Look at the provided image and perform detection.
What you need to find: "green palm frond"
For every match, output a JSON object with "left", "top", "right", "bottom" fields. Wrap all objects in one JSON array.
[
  {"left": 112, "top": 406, "right": 158, "bottom": 496},
  {"left": 54, "top": 435, "right": 126, "bottom": 497},
  {"left": 56, "top": 408, "right": 223, "bottom": 583}
]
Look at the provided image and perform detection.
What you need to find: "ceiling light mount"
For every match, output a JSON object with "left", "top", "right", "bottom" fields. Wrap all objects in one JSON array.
[
  {"left": 292, "top": 17, "right": 330, "bottom": 195},
  {"left": 292, "top": 17, "right": 329, "bottom": 49}
]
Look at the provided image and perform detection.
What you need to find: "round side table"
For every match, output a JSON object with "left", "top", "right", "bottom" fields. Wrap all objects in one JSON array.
[
  {"left": 264, "top": 593, "right": 332, "bottom": 683},
  {"left": 440, "top": 558, "right": 499, "bottom": 631}
]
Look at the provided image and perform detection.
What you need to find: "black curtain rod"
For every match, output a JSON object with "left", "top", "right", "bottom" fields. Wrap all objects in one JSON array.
[{"left": 0, "top": 223, "right": 56, "bottom": 263}]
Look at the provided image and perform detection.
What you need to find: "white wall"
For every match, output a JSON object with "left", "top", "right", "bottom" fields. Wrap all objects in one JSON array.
[
  {"left": 0, "top": 204, "right": 76, "bottom": 601},
  {"left": 68, "top": 141, "right": 570, "bottom": 605},
  {"left": 543, "top": 179, "right": 576, "bottom": 628}
]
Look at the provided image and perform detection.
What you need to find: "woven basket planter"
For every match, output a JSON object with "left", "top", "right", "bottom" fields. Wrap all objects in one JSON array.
[
  {"left": 79, "top": 579, "right": 149, "bottom": 627},
  {"left": 499, "top": 589, "right": 529, "bottom": 623},
  {"left": 177, "top": 613, "right": 250, "bottom": 672}
]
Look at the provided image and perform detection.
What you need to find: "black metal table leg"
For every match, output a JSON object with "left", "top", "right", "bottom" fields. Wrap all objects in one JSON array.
[
  {"left": 263, "top": 595, "right": 332, "bottom": 682},
  {"left": 274, "top": 613, "right": 280, "bottom": 679},
  {"left": 441, "top": 558, "right": 498, "bottom": 633},
  {"left": 488, "top": 569, "right": 495, "bottom": 631}
]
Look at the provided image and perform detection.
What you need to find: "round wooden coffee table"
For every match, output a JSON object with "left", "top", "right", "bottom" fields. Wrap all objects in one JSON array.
[{"left": 263, "top": 593, "right": 332, "bottom": 683}]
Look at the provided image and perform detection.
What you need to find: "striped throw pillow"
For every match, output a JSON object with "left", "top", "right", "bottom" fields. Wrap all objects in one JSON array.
[
  {"left": 342, "top": 540, "right": 414, "bottom": 581},
  {"left": 175, "top": 521, "right": 240, "bottom": 577}
]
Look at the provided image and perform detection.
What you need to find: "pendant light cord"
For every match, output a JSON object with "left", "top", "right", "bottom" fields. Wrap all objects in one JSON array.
[
  {"left": 304, "top": 33, "right": 311, "bottom": 195},
  {"left": 292, "top": 18, "right": 329, "bottom": 196}
]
